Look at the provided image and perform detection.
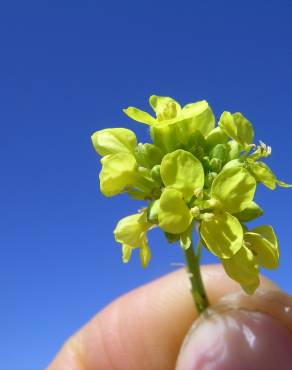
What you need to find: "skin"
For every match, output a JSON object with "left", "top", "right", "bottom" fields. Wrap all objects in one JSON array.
[{"left": 47, "top": 264, "right": 279, "bottom": 370}]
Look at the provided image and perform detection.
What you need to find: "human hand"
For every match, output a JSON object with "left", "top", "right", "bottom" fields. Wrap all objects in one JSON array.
[{"left": 47, "top": 264, "right": 292, "bottom": 370}]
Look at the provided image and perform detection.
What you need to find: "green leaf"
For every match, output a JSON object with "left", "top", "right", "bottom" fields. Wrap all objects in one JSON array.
[
  {"left": 122, "top": 244, "right": 133, "bottom": 263},
  {"left": 200, "top": 212, "right": 243, "bottom": 258},
  {"left": 91, "top": 128, "right": 137, "bottom": 156},
  {"left": 219, "top": 112, "right": 254, "bottom": 148},
  {"left": 149, "top": 95, "right": 181, "bottom": 120},
  {"left": 114, "top": 212, "right": 149, "bottom": 247},
  {"left": 158, "top": 188, "right": 192, "bottom": 234},
  {"left": 222, "top": 246, "right": 260, "bottom": 295},
  {"left": 160, "top": 149, "right": 204, "bottom": 201},
  {"left": 140, "top": 241, "right": 151, "bottom": 268},
  {"left": 245, "top": 225, "right": 279, "bottom": 269},
  {"left": 100, "top": 153, "right": 137, "bottom": 197},
  {"left": 211, "top": 167, "right": 256, "bottom": 214},
  {"left": 233, "top": 201, "right": 263, "bottom": 222},
  {"left": 123, "top": 106, "right": 156, "bottom": 125}
]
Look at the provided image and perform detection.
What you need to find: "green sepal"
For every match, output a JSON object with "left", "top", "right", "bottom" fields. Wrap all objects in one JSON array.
[
  {"left": 147, "top": 200, "right": 160, "bottom": 224},
  {"left": 200, "top": 211, "right": 243, "bottom": 258},
  {"left": 233, "top": 201, "right": 263, "bottom": 222},
  {"left": 211, "top": 167, "right": 256, "bottom": 214},
  {"left": 91, "top": 128, "right": 137, "bottom": 156},
  {"left": 179, "top": 222, "right": 194, "bottom": 250},
  {"left": 122, "top": 244, "right": 133, "bottom": 263},
  {"left": 114, "top": 212, "right": 148, "bottom": 247},
  {"left": 276, "top": 180, "right": 292, "bottom": 188},
  {"left": 164, "top": 231, "right": 180, "bottom": 244},
  {"left": 160, "top": 149, "right": 204, "bottom": 201},
  {"left": 140, "top": 241, "right": 151, "bottom": 268},
  {"left": 205, "top": 127, "right": 229, "bottom": 149},
  {"left": 158, "top": 188, "right": 192, "bottom": 234},
  {"left": 222, "top": 246, "right": 260, "bottom": 295}
]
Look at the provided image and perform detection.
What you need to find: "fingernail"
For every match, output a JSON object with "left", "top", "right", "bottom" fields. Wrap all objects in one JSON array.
[{"left": 176, "top": 308, "right": 292, "bottom": 370}]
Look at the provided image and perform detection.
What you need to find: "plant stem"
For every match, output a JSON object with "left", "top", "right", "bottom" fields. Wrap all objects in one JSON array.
[{"left": 183, "top": 237, "right": 210, "bottom": 314}]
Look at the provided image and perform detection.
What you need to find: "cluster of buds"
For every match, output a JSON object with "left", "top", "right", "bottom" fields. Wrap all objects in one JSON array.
[{"left": 92, "top": 95, "right": 291, "bottom": 295}]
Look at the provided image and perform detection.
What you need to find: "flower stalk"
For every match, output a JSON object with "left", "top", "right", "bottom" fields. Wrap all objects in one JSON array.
[{"left": 183, "top": 237, "right": 210, "bottom": 314}]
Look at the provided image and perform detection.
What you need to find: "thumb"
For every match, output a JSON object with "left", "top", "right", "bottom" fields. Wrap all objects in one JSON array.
[{"left": 176, "top": 289, "right": 292, "bottom": 370}]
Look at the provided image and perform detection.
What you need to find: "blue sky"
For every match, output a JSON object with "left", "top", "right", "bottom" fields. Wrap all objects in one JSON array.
[{"left": 0, "top": 1, "right": 291, "bottom": 369}]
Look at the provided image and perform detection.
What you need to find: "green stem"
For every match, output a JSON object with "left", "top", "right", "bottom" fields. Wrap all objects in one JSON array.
[{"left": 183, "top": 237, "right": 210, "bottom": 314}]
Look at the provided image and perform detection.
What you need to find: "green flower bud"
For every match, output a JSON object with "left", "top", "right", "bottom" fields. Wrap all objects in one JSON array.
[
  {"left": 135, "top": 143, "right": 163, "bottom": 169},
  {"left": 226, "top": 140, "right": 243, "bottom": 160},
  {"left": 204, "top": 172, "right": 217, "bottom": 188},
  {"left": 147, "top": 200, "right": 160, "bottom": 224},
  {"left": 209, "top": 158, "right": 222, "bottom": 173},
  {"left": 150, "top": 165, "right": 163, "bottom": 185},
  {"left": 210, "top": 144, "right": 228, "bottom": 162}
]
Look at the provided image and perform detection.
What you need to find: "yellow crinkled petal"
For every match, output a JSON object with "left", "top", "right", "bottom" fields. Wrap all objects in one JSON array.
[
  {"left": 222, "top": 246, "right": 260, "bottom": 295},
  {"left": 211, "top": 167, "right": 256, "bottom": 214},
  {"left": 160, "top": 149, "right": 204, "bottom": 202},
  {"left": 150, "top": 100, "right": 215, "bottom": 152},
  {"left": 200, "top": 212, "right": 243, "bottom": 259},
  {"left": 248, "top": 161, "right": 277, "bottom": 190},
  {"left": 123, "top": 106, "right": 156, "bottom": 125},
  {"left": 158, "top": 188, "right": 192, "bottom": 234},
  {"left": 91, "top": 128, "right": 137, "bottom": 156},
  {"left": 100, "top": 153, "right": 137, "bottom": 197},
  {"left": 149, "top": 95, "right": 181, "bottom": 121},
  {"left": 114, "top": 212, "right": 148, "bottom": 247},
  {"left": 245, "top": 225, "right": 279, "bottom": 269},
  {"left": 219, "top": 111, "right": 254, "bottom": 148}
]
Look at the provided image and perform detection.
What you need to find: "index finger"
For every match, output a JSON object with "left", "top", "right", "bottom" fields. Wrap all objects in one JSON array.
[{"left": 47, "top": 264, "right": 278, "bottom": 370}]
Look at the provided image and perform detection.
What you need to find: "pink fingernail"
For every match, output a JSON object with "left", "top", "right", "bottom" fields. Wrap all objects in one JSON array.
[{"left": 176, "top": 309, "right": 292, "bottom": 370}]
